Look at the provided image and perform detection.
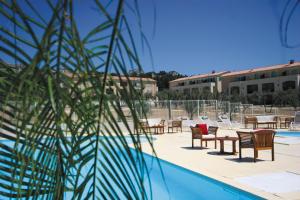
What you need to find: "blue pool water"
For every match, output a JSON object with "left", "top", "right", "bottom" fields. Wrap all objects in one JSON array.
[
  {"left": 0, "top": 136, "right": 262, "bottom": 200},
  {"left": 276, "top": 131, "right": 300, "bottom": 137}
]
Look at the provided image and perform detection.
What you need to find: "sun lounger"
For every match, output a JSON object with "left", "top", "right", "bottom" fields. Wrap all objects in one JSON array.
[
  {"left": 290, "top": 111, "right": 300, "bottom": 130},
  {"left": 198, "top": 116, "right": 218, "bottom": 127},
  {"left": 218, "top": 114, "right": 241, "bottom": 129}
]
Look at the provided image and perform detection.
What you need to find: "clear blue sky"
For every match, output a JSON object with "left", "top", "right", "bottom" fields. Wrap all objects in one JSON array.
[
  {"left": 1, "top": 0, "right": 300, "bottom": 76},
  {"left": 135, "top": 0, "right": 300, "bottom": 75}
]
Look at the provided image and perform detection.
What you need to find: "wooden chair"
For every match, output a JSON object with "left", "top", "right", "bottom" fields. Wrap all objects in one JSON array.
[
  {"left": 190, "top": 126, "right": 218, "bottom": 148},
  {"left": 136, "top": 121, "right": 150, "bottom": 134},
  {"left": 279, "top": 116, "right": 294, "bottom": 129},
  {"left": 244, "top": 116, "right": 257, "bottom": 129},
  {"left": 168, "top": 120, "right": 182, "bottom": 133},
  {"left": 237, "top": 130, "right": 276, "bottom": 162}
]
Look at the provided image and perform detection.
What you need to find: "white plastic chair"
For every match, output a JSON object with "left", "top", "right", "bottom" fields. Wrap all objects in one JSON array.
[
  {"left": 198, "top": 116, "right": 218, "bottom": 127},
  {"left": 290, "top": 112, "right": 300, "bottom": 130},
  {"left": 218, "top": 114, "right": 241, "bottom": 129}
]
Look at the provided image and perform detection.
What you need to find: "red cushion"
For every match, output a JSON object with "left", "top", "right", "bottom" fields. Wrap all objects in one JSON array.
[{"left": 196, "top": 124, "right": 208, "bottom": 134}]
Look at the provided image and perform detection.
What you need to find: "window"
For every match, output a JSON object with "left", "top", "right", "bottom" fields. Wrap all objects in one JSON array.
[
  {"left": 108, "top": 80, "right": 114, "bottom": 86},
  {"left": 240, "top": 76, "right": 246, "bottom": 81},
  {"left": 121, "top": 81, "right": 128, "bottom": 87},
  {"left": 282, "top": 81, "right": 296, "bottom": 90},
  {"left": 189, "top": 80, "right": 196, "bottom": 85},
  {"left": 247, "top": 94, "right": 260, "bottom": 104},
  {"left": 183, "top": 88, "right": 190, "bottom": 94},
  {"left": 263, "top": 95, "right": 273, "bottom": 105},
  {"left": 271, "top": 72, "right": 277, "bottom": 77},
  {"left": 282, "top": 71, "right": 287, "bottom": 76},
  {"left": 230, "top": 86, "right": 240, "bottom": 95},
  {"left": 203, "top": 86, "right": 210, "bottom": 93},
  {"left": 106, "top": 88, "right": 114, "bottom": 94},
  {"left": 247, "top": 84, "right": 258, "bottom": 94},
  {"left": 262, "top": 83, "right": 274, "bottom": 92},
  {"left": 191, "top": 88, "right": 199, "bottom": 93},
  {"left": 178, "top": 82, "right": 185, "bottom": 86}
]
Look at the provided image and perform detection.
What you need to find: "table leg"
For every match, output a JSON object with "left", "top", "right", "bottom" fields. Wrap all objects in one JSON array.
[
  {"left": 232, "top": 141, "right": 236, "bottom": 154},
  {"left": 220, "top": 140, "right": 224, "bottom": 153}
]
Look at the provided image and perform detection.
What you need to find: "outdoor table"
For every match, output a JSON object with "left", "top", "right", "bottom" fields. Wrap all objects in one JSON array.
[
  {"left": 151, "top": 125, "right": 164, "bottom": 134},
  {"left": 216, "top": 136, "right": 238, "bottom": 154}
]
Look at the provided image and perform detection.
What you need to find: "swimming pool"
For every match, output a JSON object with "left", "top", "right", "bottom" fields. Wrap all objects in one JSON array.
[
  {"left": 276, "top": 131, "right": 300, "bottom": 137},
  {"left": 0, "top": 136, "right": 262, "bottom": 200}
]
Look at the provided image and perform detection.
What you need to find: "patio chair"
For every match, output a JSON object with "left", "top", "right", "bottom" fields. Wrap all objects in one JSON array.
[
  {"left": 290, "top": 111, "right": 300, "bottom": 130},
  {"left": 244, "top": 116, "right": 257, "bottom": 129},
  {"left": 146, "top": 118, "right": 166, "bottom": 134},
  {"left": 190, "top": 126, "right": 218, "bottom": 148},
  {"left": 136, "top": 120, "right": 150, "bottom": 134},
  {"left": 255, "top": 115, "right": 278, "bottom": 129},
  {"left": 237, "top": 130, "right": 276, "bottom": 162},
  {"left": 168, "top": 120, "right": 182, "bottom": 133},
  {"left": 279, "top": 116, "right": 294, "bottom": 129}
]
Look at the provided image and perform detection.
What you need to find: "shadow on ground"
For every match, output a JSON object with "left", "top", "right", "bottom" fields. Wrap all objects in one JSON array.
[
  {"left": 225, "top": 157, "right": 265, "bottom": 163},
  {"left": 181, "top": 146, "right": 209, "bottom": 150},
  {"left": 207, "top": 151, "right": 237, "bottom": 156}
]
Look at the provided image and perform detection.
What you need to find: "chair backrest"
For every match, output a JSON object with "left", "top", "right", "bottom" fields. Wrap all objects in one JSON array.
[
  {"left": 208, "top": 126, "right": 218, "bottom": 135},
  {"left": 237, "top": 130, "right": 276, "bottom": 149},
  {"left": 256, "top": 115, "right": 276, "bottom": 123},
  {"left": 172, "top": 120, "right": 182, "bottom": 127},
  {"left": 237, "top": 131, "right": 254, "bottom": 148},
  {"left": 245, "top": 116, "right": 257, "bottom": 123},
  {"left": 138, "top": 121, "right": 149, "bottom": 129},
  {"left": 147, "top": 118, "right": 162, "bottom": 126},
  {"left": 190, "top": 126, "right": 202, "bottom": 138},
  {"left": 294, "top": 112, "right": 300, "bottom": 123},
  {"left": 253, "top": 130, "right": 275, "bottom": 148}
]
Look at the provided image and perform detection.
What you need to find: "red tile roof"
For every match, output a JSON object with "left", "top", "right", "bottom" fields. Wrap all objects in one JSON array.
[
  {"left": 170, "top": 71, "right": 229, "bottom": 83},
  {"left": 62, "top": 71, "right": 156, "bottom": 82},
  {"left": 221, "top": 62, "right": 300, "bottom": 77}
]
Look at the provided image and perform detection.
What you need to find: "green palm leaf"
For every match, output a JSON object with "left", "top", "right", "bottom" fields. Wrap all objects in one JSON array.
[{"left": 0, "top": 0, "right": 158, "bottom": 199}]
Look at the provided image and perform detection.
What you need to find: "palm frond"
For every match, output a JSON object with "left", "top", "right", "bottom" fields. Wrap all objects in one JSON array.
[{"left": 0, "top": 0, "right": 157, "bottom": 199}]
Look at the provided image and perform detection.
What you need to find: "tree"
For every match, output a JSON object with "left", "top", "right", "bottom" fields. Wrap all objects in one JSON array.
[
  {"left": 183, "top": 100, "right": 198, "bottom": 120},
  {"left": 0, "top": 1, "right": 155, "bottom": 199}
]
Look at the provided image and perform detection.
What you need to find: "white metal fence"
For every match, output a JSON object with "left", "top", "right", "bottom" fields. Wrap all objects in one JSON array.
[{"left": 128, "top": 100, "right": 297, "bottom": 124}]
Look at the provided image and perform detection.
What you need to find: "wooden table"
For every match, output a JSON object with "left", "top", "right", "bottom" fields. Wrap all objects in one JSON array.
[
  {"left": 216, "top": 137, "right": 238, "bottom": 154},
  {"left": 151, "top": 125, "right": 164, "bottom": 134}
]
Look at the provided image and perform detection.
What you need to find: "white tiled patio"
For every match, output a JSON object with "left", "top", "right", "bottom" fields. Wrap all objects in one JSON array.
[{"left": 138, "top": 128, "right": 300, "bottom": 200}]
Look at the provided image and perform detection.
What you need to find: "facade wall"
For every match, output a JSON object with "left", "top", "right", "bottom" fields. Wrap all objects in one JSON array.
[
  {"left": 169, "top": 72, "right": 228, "bottom": 94},
  {"left": 228, "top": 75, "right": 299, "bottom": 96},
  {"left": 105, "top": 78, "right": 158, "bottom": 96},
  {"left": 222, "top": 63, "right": 300, "bottom": 103}
]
